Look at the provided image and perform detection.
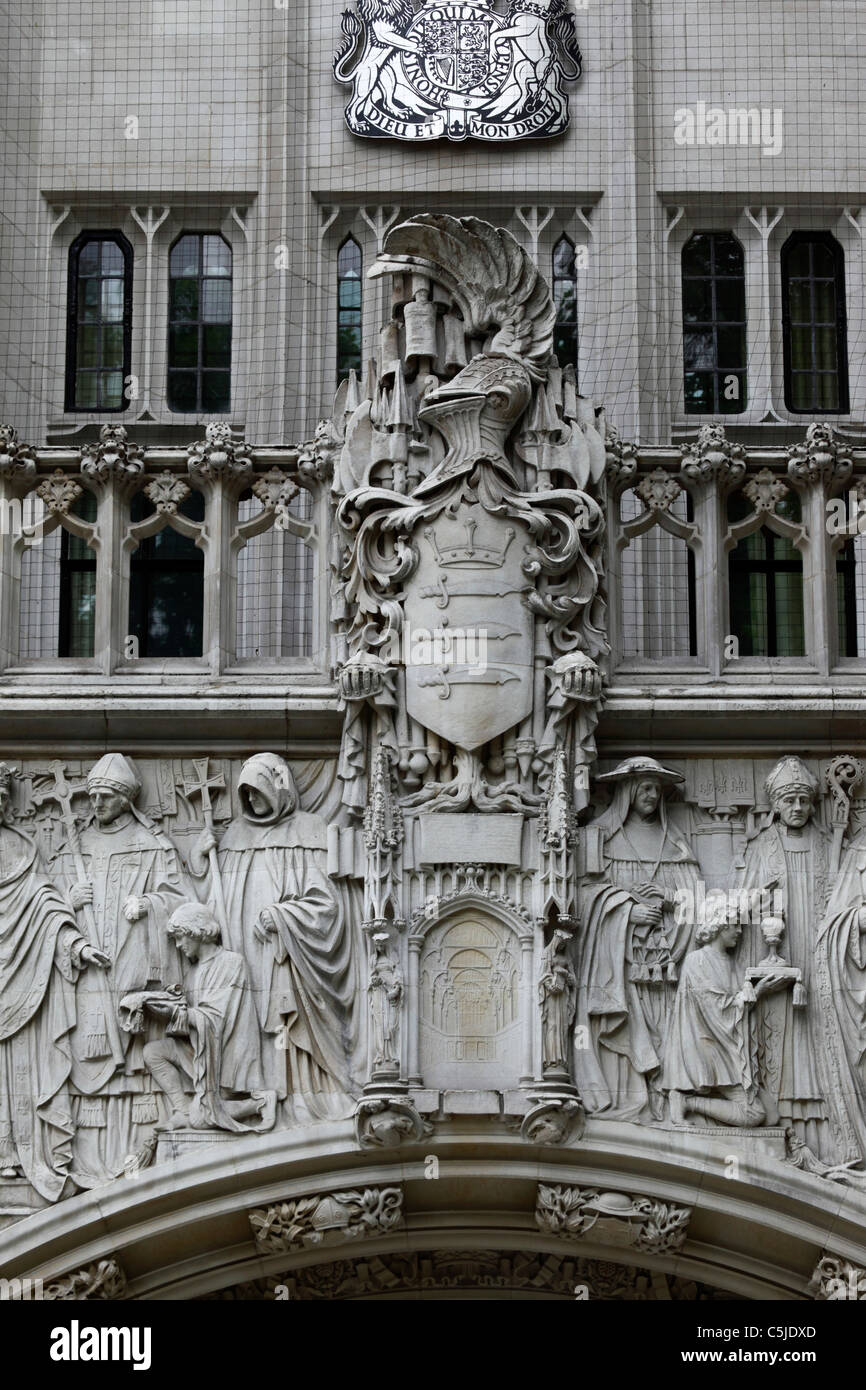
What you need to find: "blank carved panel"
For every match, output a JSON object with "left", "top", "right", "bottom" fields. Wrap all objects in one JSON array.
[{"left": 419, "top": 914, "right": 520, "bottom": 1090}]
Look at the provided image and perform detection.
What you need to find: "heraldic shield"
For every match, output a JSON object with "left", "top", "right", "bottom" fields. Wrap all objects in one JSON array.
[{"left": 404, "top": 503, "right": 534, "bottom": 750}]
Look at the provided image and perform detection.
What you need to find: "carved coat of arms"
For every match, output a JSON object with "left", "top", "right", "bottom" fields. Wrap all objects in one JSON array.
[
  {"left": 333, "top": 0, "right": 582, "bottom": 142},
  {"left": 403, "top": 505, "right": 534, "bottom": 749}
]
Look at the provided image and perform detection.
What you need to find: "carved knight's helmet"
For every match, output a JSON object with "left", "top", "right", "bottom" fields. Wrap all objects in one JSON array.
[{"left": 369, "top": 214, "right": 554, "bottom": 488}]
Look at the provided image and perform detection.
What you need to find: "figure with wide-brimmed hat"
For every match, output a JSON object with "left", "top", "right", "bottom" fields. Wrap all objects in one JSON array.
[{"left": 574, "top": 755, "right": 700, "bottom": 1122}]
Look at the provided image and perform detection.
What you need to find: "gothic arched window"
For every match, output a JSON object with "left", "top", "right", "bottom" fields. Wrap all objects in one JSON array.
[
  {"left": 58, "top": 491, "right": 98, "bottom": 656},
  {"left": 167, "top": 233, "right": 232, "bottom": 413},
  {"left": 65, "top": 232, "right": 133, "bottom": 412},
  {"left": 782, "top": 232, "right": 849, "bottom": 413},
  {"left": 337, "top": 235, "right": 362, "bottom": 383},
  {"left": 552, "top": 235, "right": 578, "bottom": 372},
  {"left": 728, "top": 488, "right": 805, "bottom": 657},
  {"left": 128, "top": 489, "right": 205, "bottom": 657},
  {"left": 682, "top": 232, "right": 746, "bottom": 414}
]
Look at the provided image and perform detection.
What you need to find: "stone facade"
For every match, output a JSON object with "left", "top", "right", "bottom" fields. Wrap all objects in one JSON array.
[{"left": 2, "top": 0, "right": 866, "bottom": 1304}]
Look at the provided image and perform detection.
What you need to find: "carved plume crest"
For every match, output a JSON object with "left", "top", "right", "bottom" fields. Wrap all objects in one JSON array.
[{"left": 370, "top": 213, "right": 555, "bottom": 381}]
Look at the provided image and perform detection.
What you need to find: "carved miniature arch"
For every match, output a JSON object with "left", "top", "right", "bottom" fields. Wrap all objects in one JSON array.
[
  {"left": 408, "top": 888, "right": 534, "bottom": 948},
  {"left": 723, "top": 467, "right": 808, "bottom": 557},
  {"left": 123, "top": 470, "right": 205, "bottom": 553}
]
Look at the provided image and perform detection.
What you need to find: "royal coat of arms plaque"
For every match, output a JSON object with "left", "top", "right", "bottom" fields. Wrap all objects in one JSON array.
[{"left": 333, "top": 0, "right": 582, "bottom": 142}]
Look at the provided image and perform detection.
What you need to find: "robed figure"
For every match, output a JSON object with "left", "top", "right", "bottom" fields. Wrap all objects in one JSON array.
[
  {"left": 539, "top": 928, "right": 577, "bottom": 1076},
  {"left": 574, "top": 757, "right": 700, "bottom": 1121},
  {"left": 0, "top": 766, "right": 109, "bottom": 1200},
  {"left": 737, "top": 757, "right": 831, "bottom": 1152},
  {"left": 135, "top": 905, "right": 270, "bottom": 1132},
  {"left": 663, "top": 913, "right": 783, "bottom": 1128},
  {"left": 193, "top": 753, "right": 360, "bottom": 1123},
  {"left": 55, "top": 754, "right": 187, "bottom": 1183},
  {"left": 813, "top": 833, "right": 866, "bottom": 1166}
]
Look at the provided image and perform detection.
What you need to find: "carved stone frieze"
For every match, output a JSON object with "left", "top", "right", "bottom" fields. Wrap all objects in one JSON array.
[
  {"left": 7, "top": 212, "right": 866, "bottom": 1247},
  {"left": 203, "top": 1251, "right": 731, "bottom": 1301},
  {"left": 249, "top": 1186, "right": 404, "bottom": 1253},
  {"left": 536, "top": 1183, "right": 691, "bottom": 1254},
  {"left": 41, "top": 1258, "right": 127, "bottom": 1301}
]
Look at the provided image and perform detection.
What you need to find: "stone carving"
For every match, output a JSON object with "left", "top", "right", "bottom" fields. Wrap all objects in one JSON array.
[
  {"left": 333, "top": 0, "right": 582, "bottom": 144},
  {"left": 812, "top": 824, "right": 866, "bottom": 1167},
  {"left": 539, "top": 747, "right": 578, "bottom": 913},
  {"left": 79, "top": 424, "right": 144, "bottom": 482},
  {"left": 742, "top": 467, "right": 788, "bottom": 514},
  {"left": 0, "top": 763, "right": 111, "bottom": 1200},
  {"left": 250, "top": 467, "right": 301, "bottom": 530},
  {"left": 0, "top": 424, "right": 37, "bottom": 480},
  {"left": 186, "top": 422, "right": 252, "bottom": 483},
  {"left": 143, "top": 471, "right": 190, "bottom": 515},
  {"left": 520, "top": 1097, "right": 583, "bottom": 1145},
  {"left": 35, "top": 469, "right": 83, "bottom": 516},
  {"left": 574, "top": 756, "right": 700, "bottom": 1122},
  {"left": 335, "top": 213, "right": 605, "bottom": 822},
  {"left": 539, "top": 926, "right": 576, "bottom": 1078},
  {"left": 205, "top": 1250, "right": 729, "bottom": 1301},
  {"left": 190, "top": 753, "right": 361, "bottom": 1123},
  {"left": 604, "top": 422, "right": 637, "bottom": 485},
  {"left": 249, "top": 1186, "right": 403, "bottom": 1253},
  {"left": 635, "top": 468, "right": 682, "bottom": 514},
  {"left": 297, "top": 419, "right": 342, "bottom": 486},
  {"left": 783, "top": 1127, "right": 866, "bottom": 1187},
  {"left": 45, "top": 753, "right": 187, "bottom": 1183},
  {"left": 664, "top": 907, "right": 788, "bottom": 1128},
  {"left": 131, "top": 903, "right": 274, "bottom": 1132},
  {"left": 367, "top": 931, "right": 403, "bottom": 1077},
  {"left": 12, "top": 212, "right": 866, "bottom": 1231},
  {"left": 786, "top": 422, "right": 853, "bottom": 487},
  {"left": 40, "top": 1258, "right": 127, "bottom": 1302},
  {"left": 355, "top": 1096, "right": 433, "bottom": 1148},
  {"left": 678, "top": 423, "right": 745, "bottom": 487},
  {"left": 738, "top": 757, "right": 830, "bottom": 1148},
  {"left": 363, "top": 742, "right": 403, "bottom": 926},
  {"left": 536, "top": 1184, "right": 691, "bottom": 1254},
  {"left": 810, "top": 1255, "right": 866, "bottom": 1301}
]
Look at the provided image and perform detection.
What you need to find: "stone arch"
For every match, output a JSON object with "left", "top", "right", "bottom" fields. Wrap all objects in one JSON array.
[{"left": 1, "top": 1124, "right": 862, "bottom": 1302}]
